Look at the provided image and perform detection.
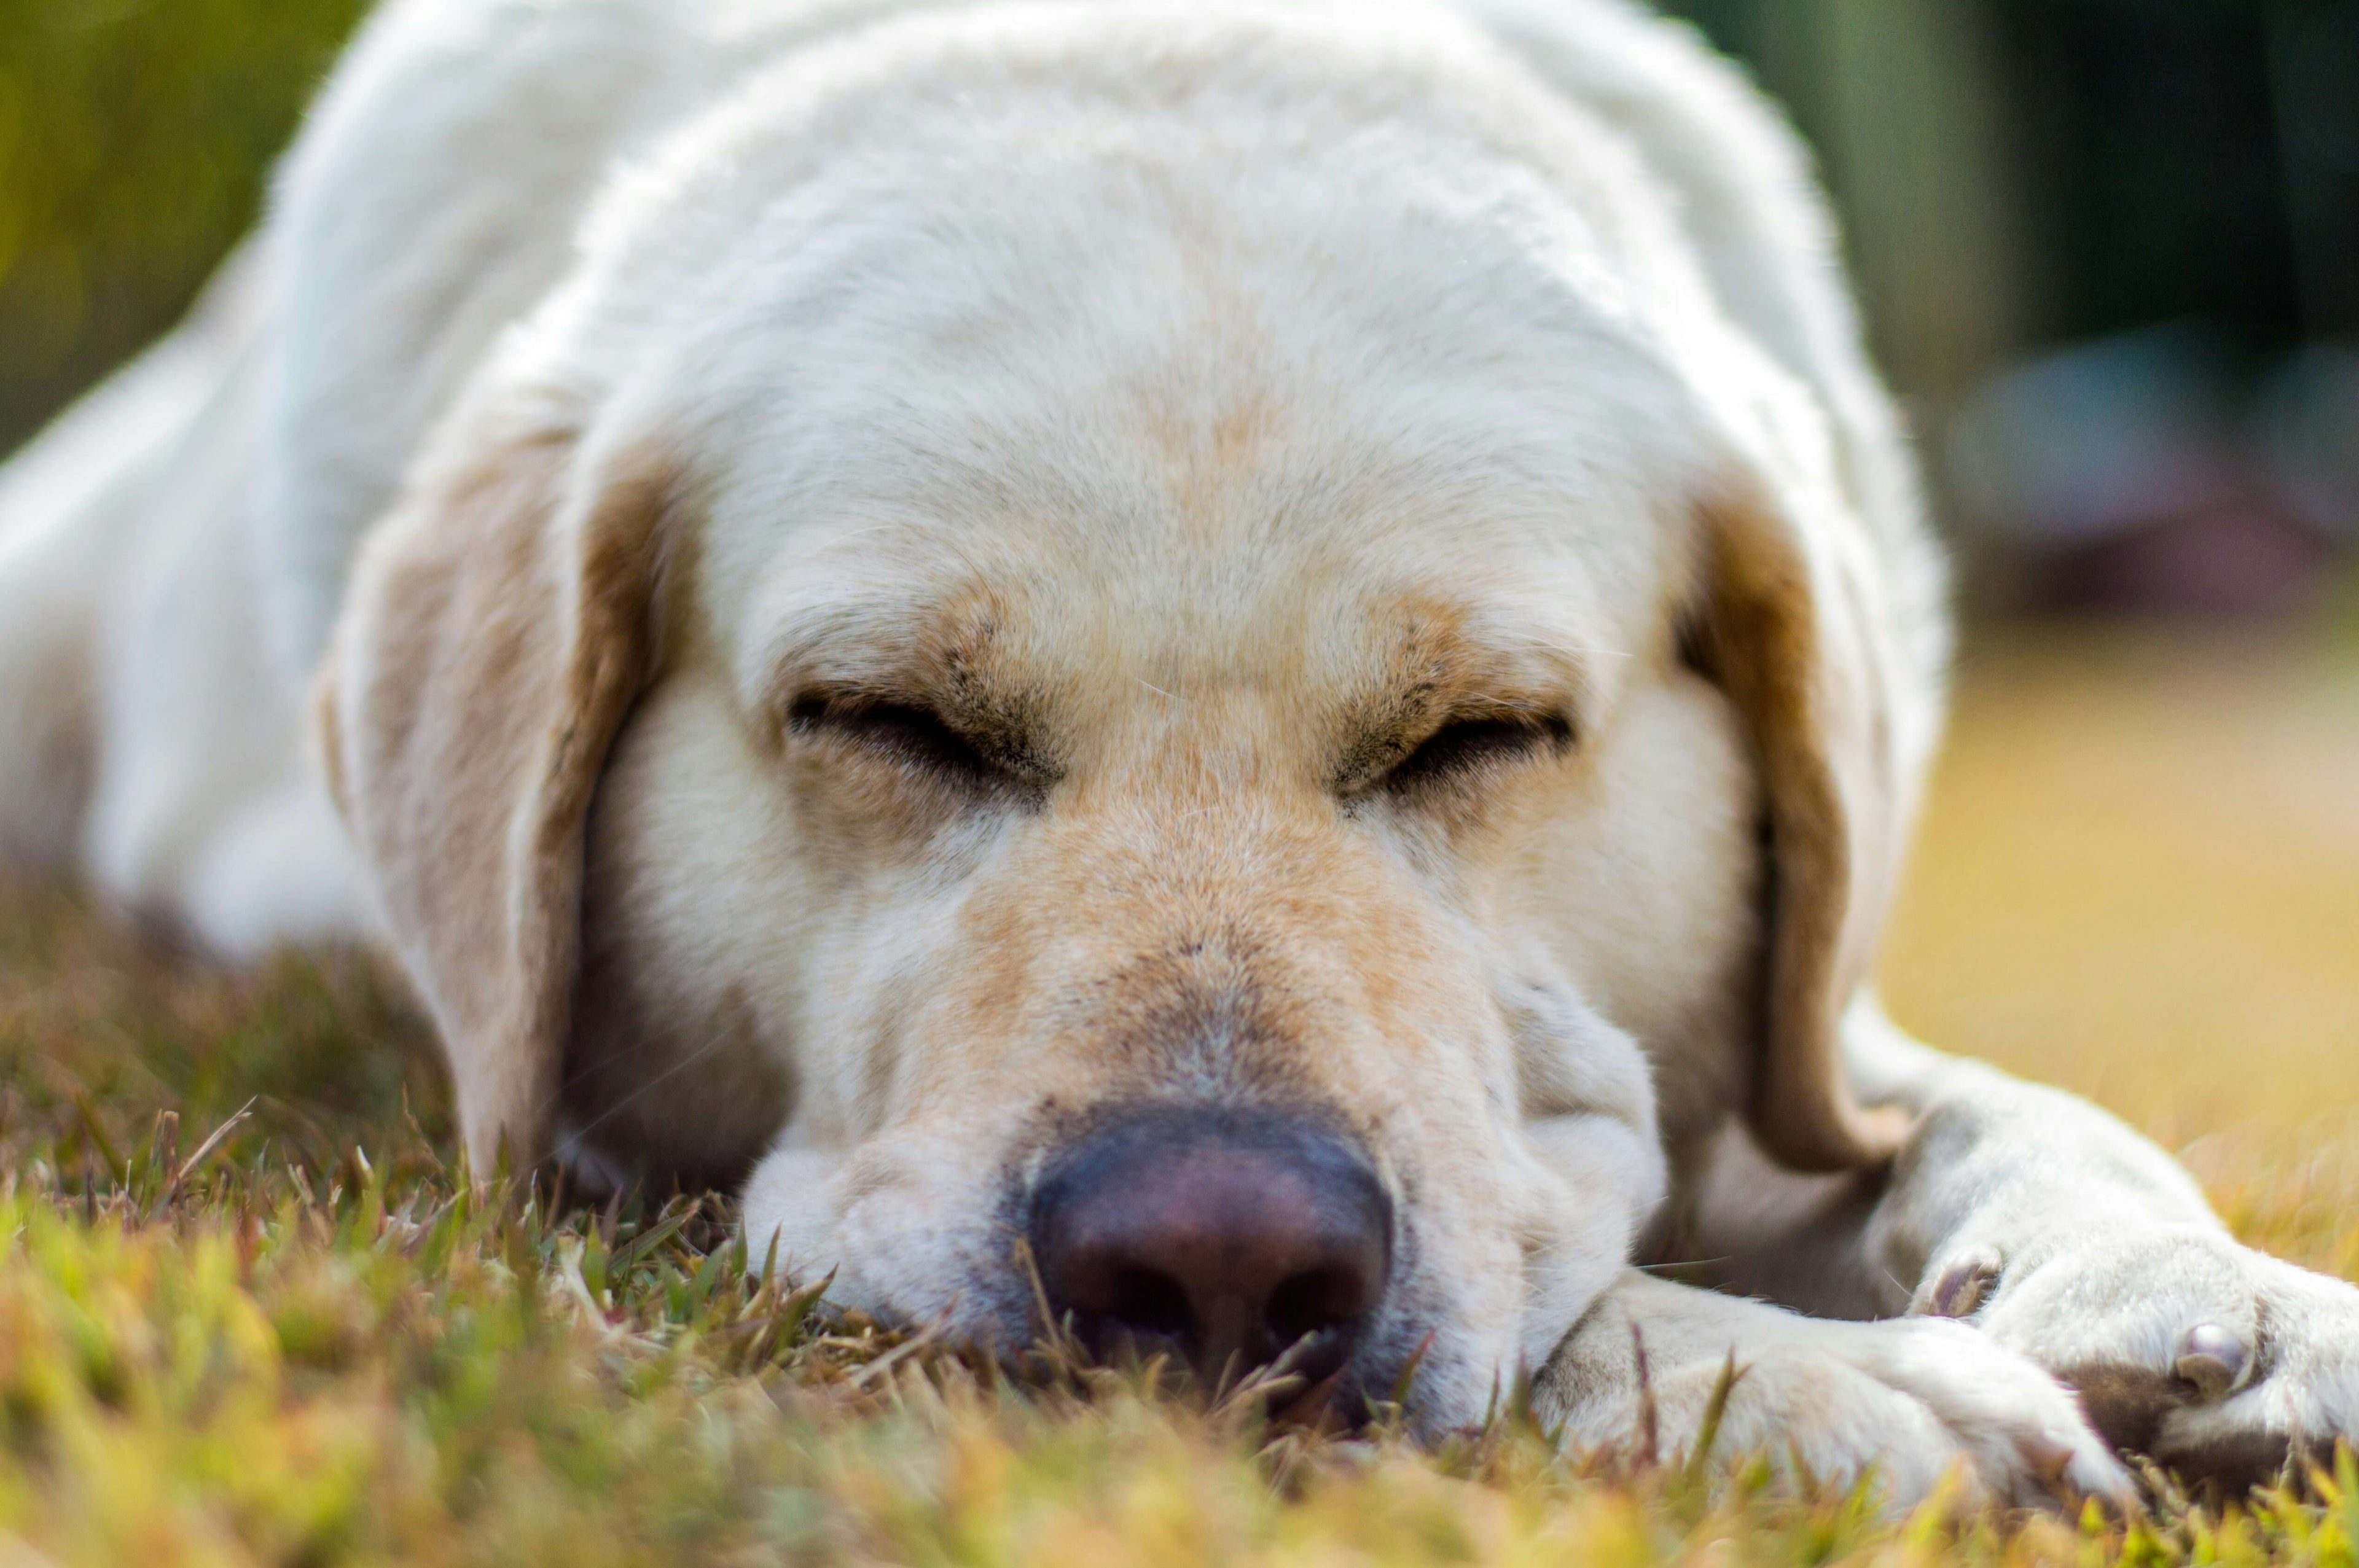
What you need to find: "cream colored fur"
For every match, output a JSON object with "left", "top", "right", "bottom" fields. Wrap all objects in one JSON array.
[{"left": 1, "top": 0, "right": 2351, "bottom": 1505}]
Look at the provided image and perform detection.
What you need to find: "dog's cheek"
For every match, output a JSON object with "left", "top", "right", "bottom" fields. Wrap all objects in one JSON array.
[
  {"left": 1506, "top": 671, "right": 1761, "bottom": 1147},
  {"left": 569, "top": 673, "right": 820, "bottom": 1176}
]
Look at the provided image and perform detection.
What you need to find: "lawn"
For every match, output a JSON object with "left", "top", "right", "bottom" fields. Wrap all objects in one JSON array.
[{"left": 0, "top": 621, "right": 2354, "bottom": 1566}]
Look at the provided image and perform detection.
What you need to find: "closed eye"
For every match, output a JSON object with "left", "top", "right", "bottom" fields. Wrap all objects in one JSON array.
[
  {"left": 788, "top": 695, "right": 1007, "bottom": 790},
  {"left": 1382, "top": 713, "right": 1575, "bottom": 797}
]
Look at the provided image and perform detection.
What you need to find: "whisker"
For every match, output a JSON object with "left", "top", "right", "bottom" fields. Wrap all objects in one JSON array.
[
  {"left": 1528, "top": 637, "right": 1636, "bottom": 663},
  {"left": 546, "top": 1021, "right": 751, "bottom": 1147}
]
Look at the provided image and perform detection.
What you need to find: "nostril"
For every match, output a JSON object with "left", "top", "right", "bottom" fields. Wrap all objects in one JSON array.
[
  {"left": 1105, "top": 1266, "right": 1194, "bottom": 1340},
  {"left": 1266, "top": 1266, "right": 1371, "bottom": 1348}
]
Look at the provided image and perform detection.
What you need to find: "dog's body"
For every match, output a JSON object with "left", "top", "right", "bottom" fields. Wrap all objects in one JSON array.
[{"left": 2, "top": 0, "right": 2353, "bottom": 1504}]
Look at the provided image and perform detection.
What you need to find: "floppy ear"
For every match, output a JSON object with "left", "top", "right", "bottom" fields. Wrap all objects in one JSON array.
[
  {"left": 316, "top": 399, "right": 671, "bottom": 1174},
  {"left": 1691, "top": 464, "right": 1927, "bottom": 1173}
]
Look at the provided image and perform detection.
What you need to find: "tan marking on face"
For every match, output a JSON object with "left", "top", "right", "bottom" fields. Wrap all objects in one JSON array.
[{"left": 873, "top": 682, "right": 1519, "bottom": 1139}]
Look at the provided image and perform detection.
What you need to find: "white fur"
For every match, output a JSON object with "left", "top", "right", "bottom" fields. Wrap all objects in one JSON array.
[{"left": 2, "top": 0, "right": 2353, "bottom": 1507}]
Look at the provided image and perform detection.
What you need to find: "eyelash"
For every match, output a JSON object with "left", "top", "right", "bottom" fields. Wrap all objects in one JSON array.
[
  {"left": 1380, "top": 714, "right": 1575, "bottom": 795},
  {"left": 788, "top": 696, "right": 1005, "bottom": 789},
  {"left": 789, "top": 695, "right": 1568, "bottom": 800}
]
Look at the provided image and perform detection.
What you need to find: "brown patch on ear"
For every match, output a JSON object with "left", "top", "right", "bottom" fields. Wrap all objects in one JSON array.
[
  {"left": 321, "top": 409, "right": 674, "bottom": 1173},
  {"left": 1693, "top": 483, "right": 1912, "bottom": 1173}
]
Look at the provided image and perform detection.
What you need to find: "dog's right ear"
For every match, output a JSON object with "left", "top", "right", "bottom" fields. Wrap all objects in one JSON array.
[{"left": 316, "top": 393, "right": 673, "bottom": 1176}]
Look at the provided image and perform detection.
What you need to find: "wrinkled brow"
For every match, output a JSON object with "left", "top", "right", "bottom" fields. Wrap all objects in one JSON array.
[
  {"left": 1332, "top": 603, "right": 1602, "bottom": 771},
  {"left": 749, "top": 570, "right": 1611, "bottom": 770},
  {"left": 754, "top": 585, "right": 1049, "bottom": 743}
]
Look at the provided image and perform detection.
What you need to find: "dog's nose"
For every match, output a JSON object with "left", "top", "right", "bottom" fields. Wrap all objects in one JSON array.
[{"left": 1029, "top": 1110, "right": 1391, "bottom": 1388}]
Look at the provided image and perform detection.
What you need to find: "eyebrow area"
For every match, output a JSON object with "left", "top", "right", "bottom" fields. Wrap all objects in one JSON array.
[{"left": 1328, "top": 609, "right": 1591, "bottom": 794}]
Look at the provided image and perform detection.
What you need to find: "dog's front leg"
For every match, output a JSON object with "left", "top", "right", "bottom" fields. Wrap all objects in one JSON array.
[
  {"left": 1809, "top": 1002, "right": 2359, "bottom": 1490},
  {"left": 1533, "top": 1270, "right": 2130, "bottom": 1510}
]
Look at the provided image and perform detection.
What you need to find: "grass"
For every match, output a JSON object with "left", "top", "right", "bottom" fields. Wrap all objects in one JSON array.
[
  {"left": 0, "top": 0, "right": 368, "bottom": 451},
  {"left": 1883, "top": 618, "right": 2359, "bottom": 1139},
  {"left": 1, "top": 623, "right": 2356, "bottom": 1565}
]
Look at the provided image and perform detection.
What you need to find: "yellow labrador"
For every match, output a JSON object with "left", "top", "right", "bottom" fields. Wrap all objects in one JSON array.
[{"left": 2, "top": 0, "right": 2352, "bottom": 1507}]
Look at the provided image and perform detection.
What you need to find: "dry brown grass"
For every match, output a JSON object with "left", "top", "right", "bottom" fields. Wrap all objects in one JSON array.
[{"left": 1883, "top": 619, "right": 2359, "bottom": 1280}]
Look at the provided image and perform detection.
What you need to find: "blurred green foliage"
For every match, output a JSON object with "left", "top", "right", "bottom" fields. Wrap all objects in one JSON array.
[
  {"left": 0, "top": 0, "right": 367, "bottom": 451},
  {"left": 1, "top": 0, "right": 2351, "bottom": 456}
]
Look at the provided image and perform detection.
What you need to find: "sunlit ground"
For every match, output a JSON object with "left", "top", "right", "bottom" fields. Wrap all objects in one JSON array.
[{"left": 1884, "top": 614, "right": 2359, "bottom": 1149}]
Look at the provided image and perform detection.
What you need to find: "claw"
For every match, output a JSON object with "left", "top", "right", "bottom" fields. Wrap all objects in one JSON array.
[
  {"left": 2173, "top": 1324, "right": 2251, "bottom": 1401},
  {"left": 2025, "top": 1437, "right": 2076, "bottom": 1489},
  {"left": 1928, "top": 1258, "right": 1997, "bottom": 1319},
  {"left": 2018, "top": 1432, "right": 2135, "bottom": 1514}
]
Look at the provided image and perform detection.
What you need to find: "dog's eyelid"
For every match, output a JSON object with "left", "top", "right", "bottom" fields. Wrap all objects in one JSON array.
[
  {"left": 785, "top": 688, "right": 1050, "bottom": 792},
  {"left": 1373, "top": 708, "right": 1576, "bottom": 797}
]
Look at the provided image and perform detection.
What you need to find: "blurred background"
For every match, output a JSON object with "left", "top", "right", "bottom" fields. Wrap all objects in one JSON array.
[{"left": 1, "top": 0, "right": 2354, "bottom": 1142}]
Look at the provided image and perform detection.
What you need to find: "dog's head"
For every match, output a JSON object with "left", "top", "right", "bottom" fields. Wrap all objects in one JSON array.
[{"left": 318, "top": 8, "right": 1931, "bottom": 1430}]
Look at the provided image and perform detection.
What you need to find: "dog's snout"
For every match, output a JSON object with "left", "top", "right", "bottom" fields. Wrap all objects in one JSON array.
[{"left": 1029, "top": 1110, "right": 1391, "bottom": 1389}]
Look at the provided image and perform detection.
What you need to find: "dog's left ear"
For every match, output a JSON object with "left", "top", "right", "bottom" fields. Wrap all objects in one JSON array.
[
  {"left": 1689, "top": 427, "right": 1940, "bottom": 1174},
  {"left": 315, "top": 389, "right": 673, "bottom": 1176}
]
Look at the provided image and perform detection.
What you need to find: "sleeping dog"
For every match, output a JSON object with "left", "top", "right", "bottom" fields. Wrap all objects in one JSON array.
[{"left": 2, "top": 0, "right": 2352, "bottom": 1507}]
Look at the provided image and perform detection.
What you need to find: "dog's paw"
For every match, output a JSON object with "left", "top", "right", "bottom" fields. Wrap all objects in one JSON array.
[
  {"left": 1547, "top": 1292, "right": 2133, "bottom": 1513},
  {"left": 1689, "top": 1316, "right": 2136, "bottom": 1511},
  {"left": 1919, "top": 1226, "right": 2359, "bottom": 1491}
]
